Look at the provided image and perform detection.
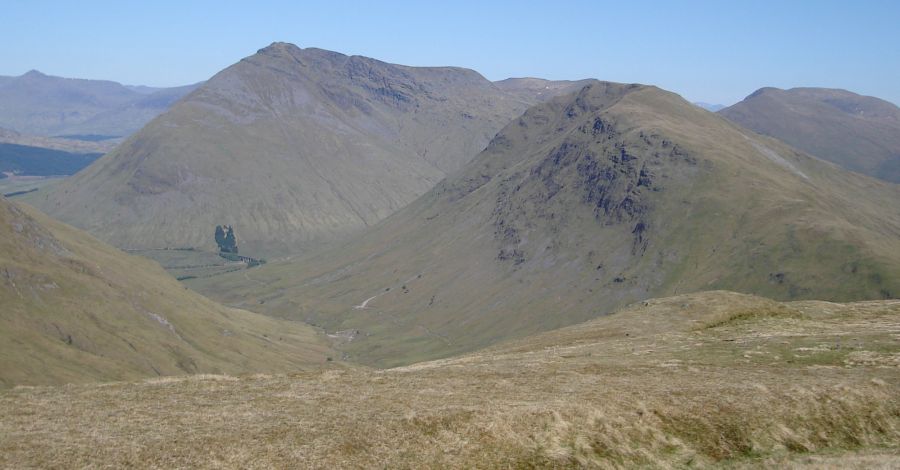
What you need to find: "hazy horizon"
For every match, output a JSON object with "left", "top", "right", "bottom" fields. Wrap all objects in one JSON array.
[{"left": 2, "top": 0, "right": 898, "bottom": 106}]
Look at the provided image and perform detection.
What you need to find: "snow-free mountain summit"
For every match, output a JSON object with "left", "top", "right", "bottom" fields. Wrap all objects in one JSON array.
[
  {"left": 34, "top": 43, "right": 542, "bottom": 254},
  {"left": 204, "top": 81, "right": 900, "bottom": 366}
]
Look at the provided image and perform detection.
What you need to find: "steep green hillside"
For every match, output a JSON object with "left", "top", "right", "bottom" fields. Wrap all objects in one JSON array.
[
  {"left": 192, "top": 82, "right": 900, "bottom": 366},
  {"left": 720, "top": 87, "right": 900, "bottom": 183},
  {"left": 0, "top": 196, "right": 333, "bottom": 387}
]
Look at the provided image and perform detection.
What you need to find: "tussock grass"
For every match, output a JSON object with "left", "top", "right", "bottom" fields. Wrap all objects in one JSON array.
[
  {"left": 504, "top": 382, "right": 898, "bottom": 468},
  {"left": 698, "top": 305, "right": 804, "bottom": 330},
  {"left": 1, "top": 291, "right": 898, "bottom": 468}
]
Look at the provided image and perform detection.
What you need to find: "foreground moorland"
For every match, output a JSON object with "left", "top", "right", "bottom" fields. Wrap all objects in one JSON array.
[{"left": 2, "top": 291, "right": 897, "bottom": 468}]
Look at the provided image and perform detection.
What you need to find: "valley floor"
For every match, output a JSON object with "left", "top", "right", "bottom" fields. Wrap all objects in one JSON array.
[
  {"left": 1, "top": 291, "right": 898, "bottom": 468},
  {"left": 0, "top": 175, "right": 63, "bottom": 198}
]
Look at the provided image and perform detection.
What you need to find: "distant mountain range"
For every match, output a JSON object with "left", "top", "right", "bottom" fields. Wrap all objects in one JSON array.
[
  {"left": 494, "top": 77, "right": 595, "bottom": 103},
  {"left": 3, "top": 36, "right": 900, "bottom": 470},
  {"left": 0, "top": 71, "right": 195, "bottom": 180},
  {"left": 31, "top": 44, "right": 583, "bottom": 255},
  {"left": 720, "top": 87, "right": 900, "bottom": 183},
  {"left": 195, "top": 81, "right": 900, "bottom": 366},
  {"left": 10, "top": 43, "right": 900, "bottom": 371},
  {"left": 0, "top": 70, "right": 199, "bottom": 138},
  {"left": 693, "top": 102, "right": 726, "bottom": 112}
]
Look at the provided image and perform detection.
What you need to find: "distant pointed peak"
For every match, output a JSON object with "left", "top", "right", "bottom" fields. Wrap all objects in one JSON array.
[
  {"left": 516, "top": 80, "right": 651, "bottom": 123},
  {"left": 22, "top": 69, "right": 47, "bottom": 78},
  {"left": 253, "top": 42, "right": 350, "bottom": 66},
  {"left": 571, "top": 81, "right": 646, "bottom": 104},
  {"left": 746, "top": 87, "right": 781, "bottom": 99},
  {"left": 257, "top": 41, "right": 299, "bottom": 55}
]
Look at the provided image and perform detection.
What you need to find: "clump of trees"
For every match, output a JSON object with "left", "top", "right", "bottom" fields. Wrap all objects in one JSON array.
[{"left": 214, "top": 225, "right": 238, "bottom": 254}]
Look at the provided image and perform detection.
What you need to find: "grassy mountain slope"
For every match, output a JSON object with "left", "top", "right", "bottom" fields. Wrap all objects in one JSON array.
[
  {"left": 2, "top": 291, "right": 897, "bottom": 467},
  {"left": 720, "top": 87, "right": 900, "bottom": 183},
  {"left": 192, "top": 81, "right": 900, "bottom": 367},
  {"left": 33, "top": 43, "right": 534, "bottom": 255},
  {"left": 0, "top": 196, "right": 332, "bottom": 387}
]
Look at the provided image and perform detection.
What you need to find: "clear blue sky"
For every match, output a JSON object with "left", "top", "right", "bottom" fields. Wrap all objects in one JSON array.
[{"left": 2, "top": 0, "right": 898, "bottom": 105}]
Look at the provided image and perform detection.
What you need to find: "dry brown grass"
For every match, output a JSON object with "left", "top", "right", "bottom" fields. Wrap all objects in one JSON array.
[
  {"left": 0, "top": 199, "right": 335, "bottom": 387},
  {"left": 1, "top": 291, "right": 898, "bottom": 468}
]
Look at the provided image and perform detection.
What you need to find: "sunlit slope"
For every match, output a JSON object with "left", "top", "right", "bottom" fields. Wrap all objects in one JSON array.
[
  {"left": 0, "top": 196, "right": 333, "bottom": 387},
  {"left": 34, "top": 43, "right": 533, "bottom": 255},
  {"left": 721, "top": 87, "right": 900, "bottom": 183},
  {"left": 2, "top": 291, "right": 897, "bottom": 467},
  {"left": 194, "top": 81, "right": 900, "bottom": 366}
]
